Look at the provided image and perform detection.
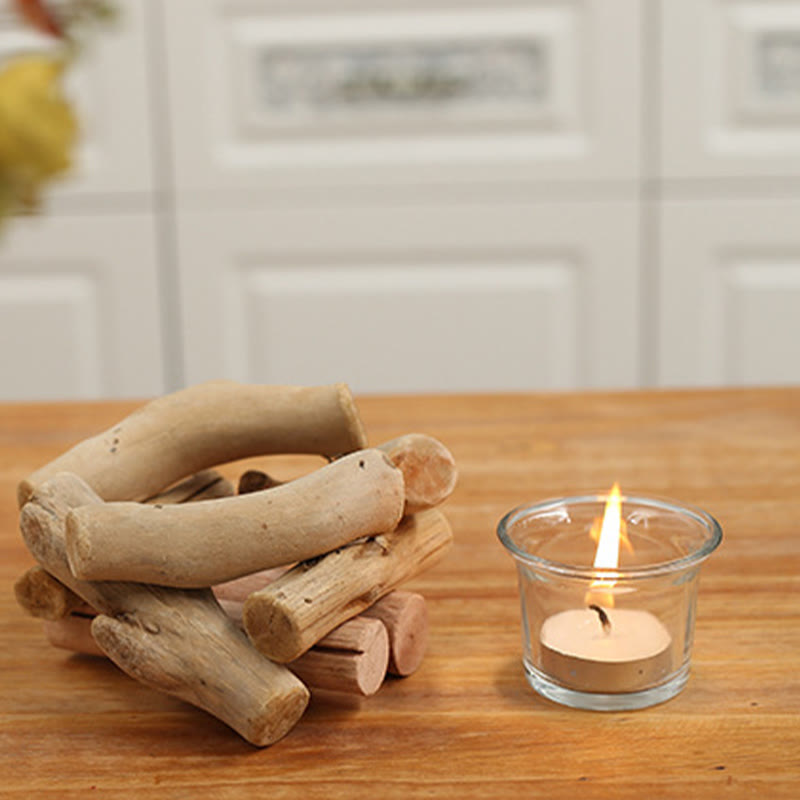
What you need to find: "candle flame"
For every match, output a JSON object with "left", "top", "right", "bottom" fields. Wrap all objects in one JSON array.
[{"left": 585, "top": 483, "right": 631, "bottom": 609}]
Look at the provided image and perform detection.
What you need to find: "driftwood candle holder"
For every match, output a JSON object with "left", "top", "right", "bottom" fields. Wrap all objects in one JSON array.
[{"left": 14, "top": 382, "right": 457, "bottom": 747}]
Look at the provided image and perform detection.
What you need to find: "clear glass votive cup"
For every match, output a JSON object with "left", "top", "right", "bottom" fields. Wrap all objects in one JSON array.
[{"left": 497, "top": 492, "right": 722, "bottom": 711}]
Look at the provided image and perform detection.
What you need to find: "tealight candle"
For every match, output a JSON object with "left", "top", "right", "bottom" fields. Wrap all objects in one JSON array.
[
  {"left": 497, "top": 486, "right": 721, "bottom": 711},
  {"left": 539, "top": 606, "right": 673, "bottom": 693}
]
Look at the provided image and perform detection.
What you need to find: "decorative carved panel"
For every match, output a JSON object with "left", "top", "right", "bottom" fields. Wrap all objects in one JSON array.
[
  {"left": 253, "top": 38, "right": 551, "bottom": 125},
  {"left": 163, "top": 0, "right": 642, "bottom": 191}
]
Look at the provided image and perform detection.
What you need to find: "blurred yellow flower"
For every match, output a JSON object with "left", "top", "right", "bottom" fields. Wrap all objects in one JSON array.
[{"left": 0, "top": 54, "right": 77, "bottom": 215}]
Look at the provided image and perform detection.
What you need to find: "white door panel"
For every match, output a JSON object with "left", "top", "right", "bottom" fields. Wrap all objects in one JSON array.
[
  {"left": 177, "top": 201, "right": 640, "bottom": 393},
  {"left": 0, "top": 215, "right": 165, "bottom": 400},
  {"left": 659, "top": 198, "right": 800, "bottom": 386}
]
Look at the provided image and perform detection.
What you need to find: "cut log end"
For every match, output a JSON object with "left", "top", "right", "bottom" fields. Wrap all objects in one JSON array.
[
  {"left": 248, "top": 687, "right": 313, "bottom": 748},
  {"left": 290, "top": 617, "right": 389, "bottom": 697},
  {"left": 378, "top": 434, "right": 457, "bottom": 514},
  {"left": 14, "top": 565, "right": 83, "bottom": 621},
  {"left": 352, "top": 619, "right": 390, "bottom": 696},
  {"left": 242, "top": 595, "right": 304, "bottom": 664},
  {"left": 363, "top": 591, "right": 429, "bottom": 676}
]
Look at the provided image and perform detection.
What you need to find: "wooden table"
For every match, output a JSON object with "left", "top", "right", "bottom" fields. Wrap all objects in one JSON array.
[{"left": 2, "top": 388, "right": 799, "bottom": 798}]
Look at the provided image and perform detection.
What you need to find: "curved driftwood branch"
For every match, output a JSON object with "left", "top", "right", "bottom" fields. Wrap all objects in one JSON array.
[
  {"left": 19, "top": 473, "right": 309, "bottom": 747},
  {"left": 17, "top": 381, "right": 367, "bottom": 507},
  {"left": 65, "top": 449, "right": 405, "bottom": 587},
  {"left": 14, "top": 470, "right": 233, "bottom": 620}
]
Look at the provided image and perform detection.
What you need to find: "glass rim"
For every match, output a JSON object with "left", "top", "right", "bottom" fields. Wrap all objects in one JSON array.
[{"left": 496, "top": 492, "right": 723, "bottom": 580}]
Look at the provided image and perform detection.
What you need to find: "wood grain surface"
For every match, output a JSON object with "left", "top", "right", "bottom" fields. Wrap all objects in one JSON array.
[{"left": 1, "top": 388, "right": 799, "bottom": 798}]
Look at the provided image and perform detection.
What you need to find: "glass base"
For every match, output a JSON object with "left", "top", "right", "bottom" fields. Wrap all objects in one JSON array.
[{"left": 524, "top": 660, "right": 690, "bottom": 711}]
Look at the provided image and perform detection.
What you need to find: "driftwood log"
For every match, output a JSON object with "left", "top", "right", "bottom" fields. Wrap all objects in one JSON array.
[
  {"left": 243, "top": 508, "right": 452, "bottom": 663},
  {"left": 26, "top": 561, "right": 428, "bottom": 688},
  {"left": 19, "top": 473, "right": 309, "bottom": 747},
  {"left": 235, "top": 433, "right": 457, "bottom": 516},
  {"left": 64, "top": 449, "right": 405, "bottom": 587},
  {"left": 17, "top": 381, "right": 366, "bottom": 507},
  {"left": 215, "top": 570, "right": 428, "bottom": 679},
  {"left": 44, "top": 606, "right": 391, "bottom": 697}
]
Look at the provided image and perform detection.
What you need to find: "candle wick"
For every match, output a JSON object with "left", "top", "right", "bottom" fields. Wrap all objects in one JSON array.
[{"left": 588, "top": 604, "right": 612, "bottom": 634}]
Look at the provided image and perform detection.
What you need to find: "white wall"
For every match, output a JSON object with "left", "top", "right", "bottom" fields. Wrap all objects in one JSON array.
[{"left": 1, "top": 0, "right": 799, "bottom": 400}]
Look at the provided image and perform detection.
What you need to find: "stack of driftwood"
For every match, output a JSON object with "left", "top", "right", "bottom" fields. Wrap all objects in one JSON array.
[{"left": 13, "top": 382, "right": 456, "bottom": 746}]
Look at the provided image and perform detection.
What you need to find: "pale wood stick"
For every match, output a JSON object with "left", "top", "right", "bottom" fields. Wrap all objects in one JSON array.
[
  {"left": 14, "top": 470, "right": 234, "bottom": 620},
  {"left": 44, "top": 607, "right": 389, "bottom": 696},
  {"left": 17, "top": 381, "right": 367, "bottom": 507},
  {"left": 361, "top": 591, "right": 428, "bottom": 676},
  {"left": 243, "top": 508, "right": 452, "bottom": 663},
  {"left": 235, "top": 433, "right": 457, "bottom": 515},
  {"left": 212, "top": 567, "right": 290, "bottom": 604},
  {"left": 65, "top": 449, "right": 405, "bottom": 587},
  {"left": 146, "top": 469, "right": 234, "bottom": 504},
  {"left": 43, "top": 612, "right": 104, "bottom": 656},
  {"left": 189, "top": 479, "right": 235, "bottom": 501},
  {"left": 376, "top": 434, "right": 457, "bottom": 514},
  {"left": 14, "top": 565, "right": 84, "bottom": 621},
  {"left": 20, "top": 473, "right": 309, "bottom": 747}
]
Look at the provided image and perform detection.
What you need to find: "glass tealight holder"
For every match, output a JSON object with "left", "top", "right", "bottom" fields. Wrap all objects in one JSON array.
[{"left": 497, "top": 492, "right": 722, "bottom": 711}]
